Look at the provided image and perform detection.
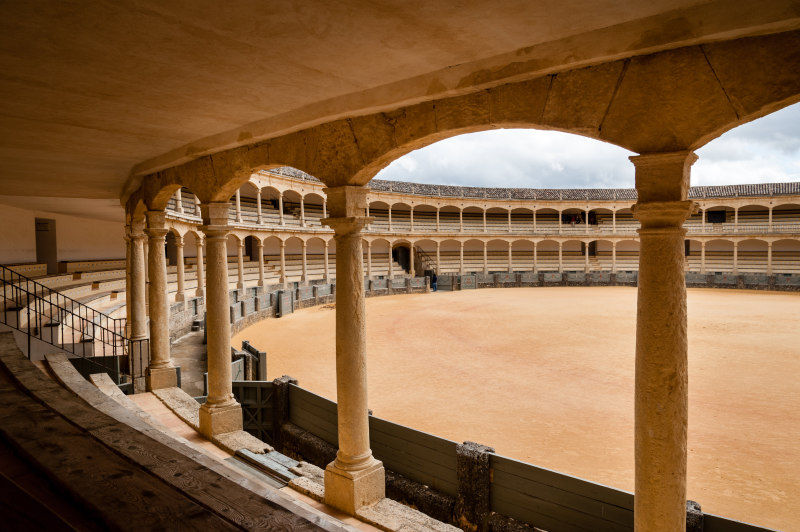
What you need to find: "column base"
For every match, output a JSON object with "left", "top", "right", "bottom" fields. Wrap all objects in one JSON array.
[
  {"left": 175, "top": 292, "right": 186, "bottom": 302},
  {"left": 146, "top": 366, "right": 177, "bottom": 391},
  {"left": 236, "top": 282, "right": 245, "bottom": 289},
  {"left": 324, "top": 459, "right": 385, "bottom": 514},
  {"left": 198, "top": 401, "right": 243, "bottom": 437},
  {"left": 195, "top": 289, "right": 205, "bottom": 298}
]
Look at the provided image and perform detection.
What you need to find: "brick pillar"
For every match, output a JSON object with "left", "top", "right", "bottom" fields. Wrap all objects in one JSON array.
[{"left": 455, "top": 441, "right": 494, "bottom": 532}]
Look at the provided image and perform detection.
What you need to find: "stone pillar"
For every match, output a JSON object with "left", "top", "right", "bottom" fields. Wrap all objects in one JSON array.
[
  {"left": 768, "top": 207, "right": 773, "bottom": 231},
  {"left": 558, "top": 241, "right": 563, "bottom": 272},
  {"left": 533, "top": 241, "right": 538, "bottom": 272},
  {"left": 279, "top": 241, "right": 287, "bottom": 285},
  {"left": 409, "top": 245, "right": 415, "bottom": 277},
  {"left": 199, "top": 202, "right": 243, "bottom": 437},
  {"left": 410, "top": 207, "right": 414, "bottom": 232},
  {"left": 767, "top": 241, "right": 773, "bottom": 275},
  {"left": 436, "top": 208, "right": 440, "bottom": 232},
  {"left": 195, "top": 236, "right": 206, "bottom": 298},
  {"left": 459, "top": 241, "right": 465, "bottom": 275},
  {"left": 324, "top": 240, "right": 330, "bottom": 281},
  {"left": 533, "top": 209, "right": 537, "bottom": 232},
  {"left": 143, "top": 240, "right": 149, "bottom": 283},
  {"left": 483, "top": 209, "right": 487, "bottom": 232},
  {"left": 558, "top": 211, "right": 563, "bottom": 234},
  {"left": 279, "top": 194, "right": 285, "bottom": 226},
  {"left": 323, "top": 198, "right": 328, "bottom": 219},
  {"left": 630, "top": 151, "right": 697, "bottom": 532},
  {"left": 175, "top": 189, "right": 184, "bottom": 213},
  {"left": 454, "top": 442, "right": 495, "bottom": 532},
  {"left": 732, "top": 241, "right": 738, "bottom": 274},
  {"left": 320, "top": 186, "right": 384, "bottom": 514},
  {"left": 701, "top": 207, "right": 706, "bottom": 232},
  {"left": 388, "top": 205, "right": 392, "bottom": 231},
  {"left": 507, "top": 208, "right": 512, "bottom": 231},
  {"left": 124, "top": 232, "right": 132, "bottom": 337},
  {"left": 235, "top": 190, "right": 242, "bottom": 223},
  {"left": 145, "top": 210, "right": 177, "bottom": 391},
  {"left": 256, "top": 239, "right": 265, "bottom": 288},
  {"left": 507, "top": 241, "right": 512, "bottom": 272},
  {"left": 459, "top": 208, "right": 463, "bottom": 233},
  {"left": 366, "top": 240, "right": 372, "bottom": 279},
  {"left": 734, "top": 207, "right": 739, "bottom": 233},
  {"left": 301, "top": 240, "right": 308, "bottom": 282},
  {"left": 700, "top": 241, "right": 706, "bottom": 274},
  {"left": 584, "top": 241, "right": 590, "bottom": 272},
  {"left": 129, "top": 223, "right": 148, "bottom": 341},
  {"left": 483, "top": 241, "right": 488, "bottom": 274},
  {"left": 613, "top": 210, "right": 617, "bottom": 233},
  {"left": 388, "top": 244, "right": 394, "bottom": 279},
  {"left": 300, "top": 196, "right": 306, "bottom": 227},
  {"left": 236, "top": 239, "right": 245, "bottom": 289},
  {"left": 256, "top": 189, "right": 263, "bottom": 224},
  {"left": 586, "top": 209, "right": 590, "bottom": 231},
  {"left": 436, "top": 241, "right": 441, "bottom": 273},
  {"left": 612, "top": 242, "right": 617, "bottom": 274},
  {"left": 175, "top": 236, "right": 186, "bottom": 302}
]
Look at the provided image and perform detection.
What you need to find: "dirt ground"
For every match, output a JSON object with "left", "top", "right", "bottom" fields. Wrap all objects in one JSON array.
[{"left": 233, "top": 287, "right": 799, "bottom": 530}]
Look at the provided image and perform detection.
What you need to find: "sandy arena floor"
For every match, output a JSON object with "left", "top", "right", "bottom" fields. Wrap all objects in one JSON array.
[{"left": 233, "top": 287, "right": 799, "bottom": 530}]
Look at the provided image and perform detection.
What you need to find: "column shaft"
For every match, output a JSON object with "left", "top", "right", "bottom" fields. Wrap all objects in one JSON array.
[
  {"left": 767, "top": 242, "right": 773, "bottom": 275},
  {"left": 483, "top": 241, "right": 488, "bottom": 274},
  {"left": 459, "top": 242, "right": 464, "bottom": 275},
  {"left": 366, "top": 241, "right": 372, "bottom": 279},
  {"left": 237, "top": 241, "right": 245, "bottom": 289},
  {"left": 256, "top": 241, "right": 265, "bottom": 287},
  {"left": 507, "top": 242, "right": 512, "bottom": 272},
  {"left": 324, "top": 241, "right": 330, "bottom": 280},
  {"left": 301, "top": 240, "right": 308, "bottom": 282},
  {"left": 235, "top": 190, "right": 242, "bottom": 222},
  {"left": 558, "top": 242, "right": 563, "bottom": 272},
  {"left": 129, "top": 232, "right": 148, "bottom": 340},
  {"left": 196, "top": 237, "right": 206, "bottom": 297},
  {"left": 279, "top": 242, "right": 287, "bottom": 284},
  {"left": 256, "top": 190, "right": 263, "bottom": 224},
  {"left": 145, "top": 211, "right": 176, "bottom": 391},
  {"left": 409, "top": 245, "right": 415, "bottom": 277},
  {"left": 175, "top": 240, "right": 186, "bottom": 301}
]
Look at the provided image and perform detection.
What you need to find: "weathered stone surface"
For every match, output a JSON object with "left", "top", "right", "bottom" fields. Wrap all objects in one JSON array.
[{"left": 455, "top": 441, "right": 494, "bottom": 532}]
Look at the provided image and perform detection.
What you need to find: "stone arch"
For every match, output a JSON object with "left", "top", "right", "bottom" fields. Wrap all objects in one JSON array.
[{"left": 511, "top": 239, "right": 535, "bottom": 272}]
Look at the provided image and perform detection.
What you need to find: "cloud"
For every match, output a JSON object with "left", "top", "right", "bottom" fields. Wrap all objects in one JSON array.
[{"left": 375, "top": 103, "right": 800, "bottom": 188}]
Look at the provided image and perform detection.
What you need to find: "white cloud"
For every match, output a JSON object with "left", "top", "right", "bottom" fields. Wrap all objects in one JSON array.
[{"left": 375, "top": 103, "right": 800, "bottom": 188}]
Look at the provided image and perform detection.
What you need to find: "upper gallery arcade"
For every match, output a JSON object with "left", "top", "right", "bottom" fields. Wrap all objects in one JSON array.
[{"left": 2, "top": 2, "right": 800, "bottom": 531}]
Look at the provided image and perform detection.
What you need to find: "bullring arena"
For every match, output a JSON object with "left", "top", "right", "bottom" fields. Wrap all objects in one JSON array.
[{"left": 2, "top": 4, "right": 800, "bottom": 531}]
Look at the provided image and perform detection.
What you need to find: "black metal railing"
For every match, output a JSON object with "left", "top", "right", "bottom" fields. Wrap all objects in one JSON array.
[{"left": 0, "top": 264, "right": 147, "bottom": 384}]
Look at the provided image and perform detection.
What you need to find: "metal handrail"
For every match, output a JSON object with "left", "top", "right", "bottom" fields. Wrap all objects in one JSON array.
[{"left": 0, "top": 264, "right": 147, "bottom": 384}]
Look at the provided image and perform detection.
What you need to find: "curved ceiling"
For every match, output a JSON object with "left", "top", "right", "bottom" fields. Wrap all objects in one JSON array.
[{"left": 0, "top": 0, "right": 798, "bottom": 203}]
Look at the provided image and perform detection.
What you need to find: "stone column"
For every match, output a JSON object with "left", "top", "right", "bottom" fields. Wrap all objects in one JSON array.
[
  {"left": 300, "top": 197, "right": 306, "bottom": 227},
  {"left": 768, "top": 207, "right": 773, "bottom": 231},
  {"left": 195, "top": 236, "right": 206, "bottom": 297},
  {"left": 558, "top": 241, "right": 563, "bottom": 272},
  {"left": 700, "top": 241, "right": 706, "bottom": 274},
  {"left": 199, "top": 203, "right": 242, "bottom": 437},
  {"left": 533, "top": 209, "right": 537, "bottom": 232},
  {"left": 586, "top": 209, "right": 590, "bottom": 231},
  {"left": 630, "top": 151, "right": 697, "bottom": 532},
  {"left": 558, "top": 211, "right": 562, "bottom": 234},
  {"left": 129, "top": 223, "right": 148, "bottom": 341},
  {"left": 767, "top": 241, "right": 773, "bottom": 275},
  {"left": 436, "top": 208, "right": 440, "bottom": 232},
  {"left": 533, "top": 241, "right": 538, "bottom": 272},
  {"left": 732, "top": 241, "right": 738, "bottom": 274},
  {"left": 483, "top": 209, "right": 487, "bottom": 232},
  {"left": 458, "top": 241, "right": 464, "bottom": 275},
  {"left": 436, "top": 241, "right": 441, "bottom": 273},
  {"left": 613, "top": 210, "right": 617, "bottom": 233},
  {"left": 145, "top": 210, "right": 177, "bottom": 390},
  {"left": 256, "top": 239, "right": 265, "bottom": 288},
  {"left": 388, "top": 243, "right": 394, "bottom": 279},
  {"left": 301, "top": 240, "right": 308, "bottom": 282},
  {"left": 459, "top": 208, "right": 463, "bottom": 233},
  {"left": 388, "top": 205, "right": 392, "bottom": 231},
  {"left": 410, "top": 207, "right": 414, "bottom": 232},
  {"left": 507, "top": 241, "right": 512, "bottom": 272},
  {"left": 323, "top": 198, "right": 328, "bottom": 219},
  {"left": 279, "top": 240, "right": 287, "bottom": 285},
  {"left": 366, "top": 240, "right": 372, "bottom": 279},
  {"left": 507, "top": 209, "right": 512, "bottom": 231},
  {"left": 279, "top": 194, "right": 285, "bottom": 226},
  {"left": 734, "top": 207, "right": 739, "bottom": 233},
  {"left": 584, "top": 241, "right": 590, "bottom": 272},
  {"left": 143, "top": 239, "right": 149, "bottom": 283},
  {"left": 483, "top": 241, "right": 488, "bottom": 274},
  {"left": 409, "top": 245, "right": 415, "bottom": 277},
  {"left": 236, "top": 239, "right": 245, "bottom": 289},
  {"left": 324, "top": 240, "right": 330, "bottom": 281},
  {"left": 612, "top": 242, "right": 617, "bottom": 274},
  {"left": 320, "top": 186, "right": 384, "bottom": 514},
  {"left": 175, "top": 236, "right": 186, "bottom": 302},
  {"left": 701, "top": 207, "right": 706, "bottom": 232},
  {"left": 124, "top": 232, "right": 132, "bottom": 337},
  {"left": 175, "top": 189, "right": 184, "bottom": 213},
  {"left": 235, "top": 190, "right": 242, "bottom": 223},
  {"left": 256, "top": 189, "right": 263, "bottom": 224}
]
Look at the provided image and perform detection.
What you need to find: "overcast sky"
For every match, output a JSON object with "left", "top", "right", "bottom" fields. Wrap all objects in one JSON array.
[{"left": 375, "top": 103, "right": 800, "bottom": 189}]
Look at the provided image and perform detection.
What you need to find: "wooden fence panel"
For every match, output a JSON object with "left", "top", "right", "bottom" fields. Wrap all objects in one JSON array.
[
  {"left": 289, "top": 385, "right": 338, "bottom": 445},
  {"left": 232, "top": 381, "right": 274, "bottom": 444},
  {"left": 704, "top": 514, "right": 776, "bottom": 532},
  {"left": 491, "top": 454, "right": 634, "bottom": 532}
]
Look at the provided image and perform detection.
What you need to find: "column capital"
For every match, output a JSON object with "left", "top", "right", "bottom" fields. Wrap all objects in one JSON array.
[
  {"left": 145, "top": 210, "right": 167, "bottom": 229},
  {"left": 323, "top": 216, "right": 373, "bottom": 236},
  {"left": 630, "top": 151, "right": 698, "bottom": 203},
  {"left": 199, "top": 202, "right": 231, "bottom": 233},
  {"left": 633, "top": 200, "right": 697, "bottom": 230},
  {"left": 323, "top": 185, "right": 369, "bottom": 218},
  {"left": 237, "top": 239, "right": 246, "bottom": 249},
  {"left": 255, "top": 238, "right": 263, "bottom": 248}
]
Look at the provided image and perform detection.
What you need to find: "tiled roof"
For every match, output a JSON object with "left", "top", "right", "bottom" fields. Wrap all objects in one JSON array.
[{"left": 261, "top": 169, "right": 800, "bottom": 200}]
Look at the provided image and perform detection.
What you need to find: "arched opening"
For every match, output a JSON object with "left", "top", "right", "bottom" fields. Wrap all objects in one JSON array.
[
  {"left": 485, "top": 207, "right": 507, "bottom": 233},
  {"left": 704, "top": 239, "right": 734, "bottom": 273},
  {"left": 736, "top": 205, "right": 770, "bottom": 233},
  {"left": 561, "top": 240, "right": 584, "bottom": 271},
  {"left": 773, "top": 238, "right": 800, "bottom": 274},
  {"left": 303, "top": 193, "right": 326, "bottom": 228},
  {"left": 413, "top": 205, "right": 437, "bottom": 233},
  {"left": 536, "top": 240, "right": 559, "bottom": 271},
  {"left": 283, "top": 236, "right": 304, "bottom": 284},
  {"left": 413, "top": 239, "right": 437, "bottom": 275},
  {"left": 391, "top": 241, "right": 412, "bottom": 273},
  {"left": 439, "top": 206, "right": 461, "bottom": 232},
  {"left": 772, "top": 203, "right": 800, "bottom": 230},
  {"left": 306, "top": 237, "right": 327, "bottom": 281},
  {"left": 262, "top": 235, "right": 283, "bottom": 285},
  {"left": 462, "top": 206, "right": 484, "bottom": 232},
  {"left": 368, "top": 201, "right": 390, "bottom": 232},
  {"left": 737, "top": 239, "right": 768, "bottom": 273},
  {"left": 511, "top": 239, "right": 534, "bottom": 272},
  {"left": 615, "top": 240, "right": 640, "bottom": 272},
  {"left": 534, "top": 208, "right": 559, "bottom": 234},
  {"left": 463, "top": 239, "right": 484, "bottom": 273},
  {"left": 511, "top": 208, "right": 533, "bottom": 232},
  {"left": 281, "top": 190, "right": 304, "bottom": 227},
  {"left": 261, "top": 186, "right": 284, "bottom": 225}
]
